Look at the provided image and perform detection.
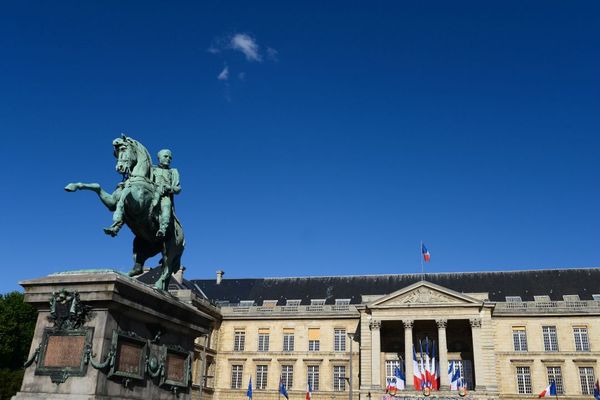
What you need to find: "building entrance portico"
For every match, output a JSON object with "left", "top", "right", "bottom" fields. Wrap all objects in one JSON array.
[{"left": 357, "top": 281, "right": 498, "bottom": 399}]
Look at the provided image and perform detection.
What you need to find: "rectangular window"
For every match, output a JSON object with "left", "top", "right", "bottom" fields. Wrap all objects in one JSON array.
[
  {"left": 308, "top": 328, "right": 320, "bottom": 351},
  {"left": 563, "top": 294, "right": 580, "bottom": 302},
  {"left": 283, "top": 328, "right": 295, "bottom": 352},
  {"left": 449, "top": 360, "right": 474, "bottom": 390},
  {"left": 386, "top": 360, "right": 401, "bottom": 379},
  {"left": 546, "top": 366, "right": 564, "bottom": 394},
  {"left": 258, "top": 328, "right": 270, "bottom": 352},
  {"left": 334, "top": 328, "right": 346, "bottom": 352},
  {"left": 579, "top": 367, "right": 595, "bottom": 395},
  {"left": 231, "top": 365, "right": 243, "bottom": 389},
  {"left": 573, "top": 327, "right": 590, "bottom": 351},
  {"left": 512, "top": 327, "right": 528, "bottom": 352},
  {"left": 542, "top": 326, "right": 559, "bottom": 352},
  {"left": 516, "top": 366, "right": 532, "bottom": 394},
  {"left": 256, "top": 365, "right": 268, "bottom": 390},
  {"left": 307, "top": 365, "right": 320, "bottom": 391},
  {"left": 234, "top": 330, "right": 245, "bottom": 351},
  {"left": 333, "top": 366, "right": 346, "bottom": 391},
  {"left": 281, "top": 365, "right": 293, "bottom": 390},
  {"left": 592, "top": 294, "right": 600, "bottom": 301}
]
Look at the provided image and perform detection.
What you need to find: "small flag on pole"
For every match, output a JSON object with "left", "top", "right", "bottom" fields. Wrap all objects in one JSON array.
[
  {"left": 306, "top": 382, "right": 313, "bottom": 399},
  {"left": 421, "top": 243, "right": 431, "bottom": 262},
  {"left": 593, "top": 379, "right": 599, "bottom": 400},
  {"left": 538, "top": 381, "right": 557, "bottom": 398},
  {"left": 279, "top": 377, "right": 289, "bottom": 399},
  {"left": 246, "top": 377, "right": 253, "bottom": 399}
]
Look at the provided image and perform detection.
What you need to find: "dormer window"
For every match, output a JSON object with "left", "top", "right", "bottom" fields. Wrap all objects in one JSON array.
[
  {"left": 239, "top": 300, "right": 255, "bottom": 307},
  {"left": 563, "top": 295, "right": 580, "bottom": 302},
  {"left": 505, "top": 296, "right": 522, "bottom": 302},
  {"left": 286, "top": 299, "right": 301, "bottom": 306},
  {"left": 335, "top": 299, "right": 351, "bottom": 305},
  {"left": 534, "top": 295, "right": 551, "bottom": 302},
  {"left": 262, "top": 300, "right": 278, "bottom": 308},
  {"left": 311, "top": 299, "right": 326, "bottom": 306}
]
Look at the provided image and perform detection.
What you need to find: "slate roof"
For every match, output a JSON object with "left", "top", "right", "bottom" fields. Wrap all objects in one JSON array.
[{"left": 184, "top": 268, "right": 600, "bottom": 305}]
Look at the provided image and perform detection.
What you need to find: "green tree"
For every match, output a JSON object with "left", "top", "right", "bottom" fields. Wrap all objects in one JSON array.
[{"left": 0, "top": 292, "right": 36, "bottom": 400}]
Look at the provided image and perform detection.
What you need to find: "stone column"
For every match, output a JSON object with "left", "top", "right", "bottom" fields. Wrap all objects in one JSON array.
[
  {"left": 370, "top": 319, "right": 382, "bottom": 390},
  {"left": 436, "top": 319, "right": 449, "bottom": 389},
  {"left": 469, "top": 317, "right": 482, "bottom": 390},
  {"left": 403, "top": 320, "right": 414, "bottom": 390}
]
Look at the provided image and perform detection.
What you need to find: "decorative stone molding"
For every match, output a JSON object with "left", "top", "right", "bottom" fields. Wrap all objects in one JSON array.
[
  {"left": 436, "top": 318, "right": 448, "bottom": 329},
  {"left": 369, "top": 320, "right": 382, "bottom": 330},
  {"left": 389, "top": 287, "right": 457, "bottom": 305},
  {"left": 402, "top": 319, "right": 414, "bottom": 329},
  {"left": 469, "top": 317, "right": 482, "bottom": 328}
]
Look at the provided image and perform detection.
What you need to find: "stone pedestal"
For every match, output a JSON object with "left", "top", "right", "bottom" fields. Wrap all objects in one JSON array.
[{"left": 13, "top": 270, "right": 220, "bottom": 400}]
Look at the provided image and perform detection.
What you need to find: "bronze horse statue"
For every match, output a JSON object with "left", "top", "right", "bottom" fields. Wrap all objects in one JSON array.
[{"left": 65, "top": 136, "right": 185, "bottom": 291}]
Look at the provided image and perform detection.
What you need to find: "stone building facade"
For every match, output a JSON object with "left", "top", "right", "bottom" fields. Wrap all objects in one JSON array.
[{"left": 141, "top": 268, "right": 600, "bottom": 400}]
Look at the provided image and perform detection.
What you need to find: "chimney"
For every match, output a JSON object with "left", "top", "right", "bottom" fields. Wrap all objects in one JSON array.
[
  {"left": 173, "top": 266, "right": 186, "bottom": 284},
  {"left": 216, "top": 270, "right": 224, "bottom": 285}
]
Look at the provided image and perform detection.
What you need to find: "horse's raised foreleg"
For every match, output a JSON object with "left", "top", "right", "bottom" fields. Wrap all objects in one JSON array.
[{"left": 65, "top": 182, "right": 120, "bottom": 211}]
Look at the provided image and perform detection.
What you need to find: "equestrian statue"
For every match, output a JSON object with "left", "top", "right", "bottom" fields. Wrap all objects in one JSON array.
[{"left": 65, "top": 135, "right": 185, "bottom": 291}]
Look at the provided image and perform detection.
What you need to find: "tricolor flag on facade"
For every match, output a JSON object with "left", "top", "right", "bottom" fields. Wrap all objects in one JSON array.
[
  {"left": 421, "top": 243, "right": 431, "bottom": 262},
  {"left": 246, "top": 377, "right": 253, "bottom": 399},
  {"left": 431, "top": 341, "right": 438, "bottom": 390},
  {"left": 305, "top": 382, "right": 312, "bottom": 400},
  {"left": 593, "top": 379, "right": 600, "bottom": 400},
  {"left": 413, "top": 346, "right": 422, "bottom": 390},
  {"left": 395, "top": 366, "right": 406, "bottom": 390},
  {"left": 279, "top": 377, "right": 289, "bottom": 399},
  {"left": 424, "top": 340, "right": 432, "bottom": 387},
  {"left": 538, "top": 381, "right": 557, "bottom": 398}
]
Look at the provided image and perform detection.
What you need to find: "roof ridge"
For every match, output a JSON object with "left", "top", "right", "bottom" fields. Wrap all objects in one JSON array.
[{"left": 191, "top": 266, "right": 600, "bottom": 282}]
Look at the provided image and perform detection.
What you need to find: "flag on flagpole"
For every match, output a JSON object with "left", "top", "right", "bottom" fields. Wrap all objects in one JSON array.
[
  {"left": 246, "top": 377, "right": 253, "bottom": 399},
  {"left": 395, "top": 366, "right": 406, "bottom": 390},
  {"left": 413, "top": 346, "right": 422, "bottom": 390},
  {"left": 421, "top": 243, "right": 431, "bottom": 262},
  {"left": 279, "top": 377, "right": 289, "bottom": 399},
  {"left": 593, "top": 379, "right": 599, "bottom": 400},
  {"left": 431, "top": 341, "right": 438, "bottom": 390},
  {"left": 419, "top": 340, "right": 426, "bottom": 386},
  {"left": 450, "top": 365, "right": 461, "bottom": 391},
  {"left": 306, "top": 381, "right": 312, "bottom": 400},
  {"left": 448, "top": 361, "right": 456, "bottom": 390},
  {"left": 538, "top": 381, "right": 557, "bottom": 398},
  {"left": 424, "top": 339, "right": 432, "bottom": 388}
]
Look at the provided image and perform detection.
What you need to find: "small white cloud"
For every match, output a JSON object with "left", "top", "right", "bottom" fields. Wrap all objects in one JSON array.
[
  {"left": 266, "top": 47, "right": 279, "bottom": 61},
  {"left": 217, "top": 65, "right": 229, "bottom": 81},
  {"left": 230, "top": 33, "right": 262, "bottom": 62}
]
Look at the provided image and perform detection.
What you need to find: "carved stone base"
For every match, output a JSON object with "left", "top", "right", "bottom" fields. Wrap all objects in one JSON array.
[{"left": 15, "top": 270, "right": 219, "bottom": 400}]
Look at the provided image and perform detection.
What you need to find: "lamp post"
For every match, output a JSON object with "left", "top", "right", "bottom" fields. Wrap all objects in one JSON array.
[{"left": 347, "top": 332, "right": 355, "bottom": 400}]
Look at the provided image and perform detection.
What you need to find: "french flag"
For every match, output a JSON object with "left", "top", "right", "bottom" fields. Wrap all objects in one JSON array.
[
  {"left": 306, "top": 382, "right": 312, "bottom": 400},
  {"left": 538, "top": 381, "right": 557, "bottom": 398},
  {"left": 413, "top": 346, "right": 422, "bottom": 390},
  {"left": 594, "top": 379, "right": 600, "bottom": 400},
  {"left": 421, "top": 243, "right": 431, "bottom": 262}
]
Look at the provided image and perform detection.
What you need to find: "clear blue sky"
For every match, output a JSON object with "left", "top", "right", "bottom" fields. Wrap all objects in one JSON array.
[{"left": 2, "top": 1, "right": 599, "bottom": 293}]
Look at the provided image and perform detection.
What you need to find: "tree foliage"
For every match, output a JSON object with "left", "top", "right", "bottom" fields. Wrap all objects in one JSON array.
[{"left": 0, "top": 292, "right": 36, "bottom": 399}]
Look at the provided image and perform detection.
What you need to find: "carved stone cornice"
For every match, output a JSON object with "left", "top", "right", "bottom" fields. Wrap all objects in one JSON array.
[
  {"left": 369, "top": 320, "right": 382, "bottom": 331},
  {"left": 469, "top": 317, "right": 482, "bottom": 328},
  {"left": 402, "top": 319, "right": 414, "bottom": 329},
  {"left": 436, "top": 319, "right": 448, "bottom": 329}
]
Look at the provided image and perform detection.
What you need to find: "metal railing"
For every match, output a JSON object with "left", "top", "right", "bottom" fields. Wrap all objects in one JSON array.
[
  {"left": 494, "top": 300, "right": 600, "bottom": 314},
  {"left": 222, "top": 303, "right": 355, "bottom": 315}
]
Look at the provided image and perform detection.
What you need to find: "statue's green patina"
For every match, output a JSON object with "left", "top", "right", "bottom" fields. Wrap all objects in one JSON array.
[{"left": 65, "top": 135, "right": 185, "bottom": 291}]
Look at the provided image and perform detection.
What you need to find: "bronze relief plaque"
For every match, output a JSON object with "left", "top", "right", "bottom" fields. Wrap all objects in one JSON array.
[
  {"left": 35, "top": 327, "right": 93, "bottom": 383},
  {"left": 165, "top": 352, "right": 186, "bottom": 382},
  {"left": 43, "top": 335, "right": 85, "bottom": 368},
  {"left": 108, "top": 331, "right": 147, "bottom": 381},
  {"left": 160, "top": 345, "right": 191, "bottom": 388}
]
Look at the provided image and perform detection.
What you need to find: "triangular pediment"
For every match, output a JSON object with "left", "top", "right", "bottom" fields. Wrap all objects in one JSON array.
[{"left": 367, "top": 281, "right": 483, "bottom": 308}]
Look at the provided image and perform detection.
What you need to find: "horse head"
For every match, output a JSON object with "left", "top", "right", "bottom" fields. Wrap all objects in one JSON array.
[{"left": 112, "top": 135, "right": 153, "bottom": 180}]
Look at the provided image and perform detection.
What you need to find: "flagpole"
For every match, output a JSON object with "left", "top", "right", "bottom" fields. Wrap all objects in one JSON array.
[{"left": 420, "top": 241, "right": 424, "bottom": 280}]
